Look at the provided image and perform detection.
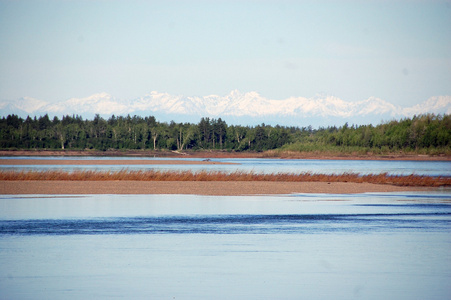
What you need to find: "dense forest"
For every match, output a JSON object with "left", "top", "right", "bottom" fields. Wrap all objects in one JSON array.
[{"left": 0, "top": 113, "right": 450, "bottom": 155}]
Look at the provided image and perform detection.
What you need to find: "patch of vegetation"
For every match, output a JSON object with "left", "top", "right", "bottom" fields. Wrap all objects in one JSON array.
[{"left": 1, "top": 170, "right": 449, "bottom": 187}]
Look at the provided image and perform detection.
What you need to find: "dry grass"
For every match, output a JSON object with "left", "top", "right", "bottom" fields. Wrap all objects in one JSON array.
[{"left": 0, "top": 170, "right": 449, "bottom": 187}]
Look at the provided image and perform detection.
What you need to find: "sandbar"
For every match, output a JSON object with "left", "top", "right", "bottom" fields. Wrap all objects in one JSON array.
[
  {"left": 0, "top": 149, "right": 449, "bottom": 160},
  {"left": 0, "top": 180, "right": 432, "bottom": 195},
  {"left": 0, "top": 159, "right": 236, "bottom": 166},
  {"left": 0, "top": 156, "right": 441, "bottom": 195}
]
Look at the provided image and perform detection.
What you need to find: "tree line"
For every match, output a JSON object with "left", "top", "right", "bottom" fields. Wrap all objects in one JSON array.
[{"left": 0, "top": 113, "right": 450, "bottom": 154}]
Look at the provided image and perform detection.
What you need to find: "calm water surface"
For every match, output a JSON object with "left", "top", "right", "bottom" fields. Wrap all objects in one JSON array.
[{"left": 1, "top": 192, "right": 450, "bottom": 300}]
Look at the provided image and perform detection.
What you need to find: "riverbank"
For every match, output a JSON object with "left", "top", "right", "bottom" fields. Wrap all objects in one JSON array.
[
  {"left": 0, "top": 180, "right": 434, "bottom": 195},
  {"left": 0, "top": 149, "right": 449, "bottom": 161},
  {"left": 0, "top": 159, "right": 236, "bottom": 166}
]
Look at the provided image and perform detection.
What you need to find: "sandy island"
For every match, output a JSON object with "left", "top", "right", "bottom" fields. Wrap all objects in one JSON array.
[
  {"left": 0, "top": 156, "right": 442, "bottom": 195},
  {"left": 0, "top": 180, "right": 432, "bottom": 195}
]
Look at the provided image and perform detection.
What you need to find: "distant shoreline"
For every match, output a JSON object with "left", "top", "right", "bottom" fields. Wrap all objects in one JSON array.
[
  {"left": 0, "top": 159, "right": 236, "bottom": 166},
  {"left": 1, "top": 149, "right": 449, "bottom": 161}
]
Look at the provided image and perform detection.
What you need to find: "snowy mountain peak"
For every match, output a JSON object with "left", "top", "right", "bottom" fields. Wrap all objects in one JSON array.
[
  {"left": 15, "top": 97, "right": 49, "bottom": 113},
  {"left": 1, "top": 91, "right": 450, "bottom": 127},
  {"left": 401, "top": 95, "right": 451, "bottom": 116},
  {"left": 228, "top": 89, "right": 243, "bottom": 98},
  {"left": 66, "top": 92, "right": 113, "bottom": 104}
]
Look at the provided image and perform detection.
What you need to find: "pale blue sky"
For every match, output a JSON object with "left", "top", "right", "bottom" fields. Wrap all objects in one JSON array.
[{"left": 1, "top": 0, "right": 450, "bottom": 106}]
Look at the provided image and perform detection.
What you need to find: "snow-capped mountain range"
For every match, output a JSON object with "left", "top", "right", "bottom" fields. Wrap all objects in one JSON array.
[{"left": 1, "top": 90, "right": 450, "bottom": 127}]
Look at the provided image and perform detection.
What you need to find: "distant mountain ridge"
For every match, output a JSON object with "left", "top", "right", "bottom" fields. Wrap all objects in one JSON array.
[{"left": 1, "top": 91, "right": 450, "bottom": 127}]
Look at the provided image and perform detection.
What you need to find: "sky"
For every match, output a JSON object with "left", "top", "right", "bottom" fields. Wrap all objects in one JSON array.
[{"left": 0, "top": 0, "right": 450, "bottom": 107}]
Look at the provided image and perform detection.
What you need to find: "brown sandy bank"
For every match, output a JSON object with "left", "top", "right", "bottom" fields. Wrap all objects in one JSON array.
[
  {"left": 1, "top": 150, "right": 449, "bottom": 161},
  {"left": 0, "top": 159, "right": 236, "bottom": 166},
  {"left": 0, "top": 181, "right": 432, "bottom": 195}
]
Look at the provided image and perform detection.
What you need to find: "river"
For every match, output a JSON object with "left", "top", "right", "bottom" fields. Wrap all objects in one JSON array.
[{"left": 0, "top": 157, "right": 450, "bottom": 299}]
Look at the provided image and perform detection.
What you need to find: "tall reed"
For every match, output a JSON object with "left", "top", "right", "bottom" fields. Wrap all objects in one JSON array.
[{"left": 0, "top": 170, "right": 449, "bottom": 187}]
